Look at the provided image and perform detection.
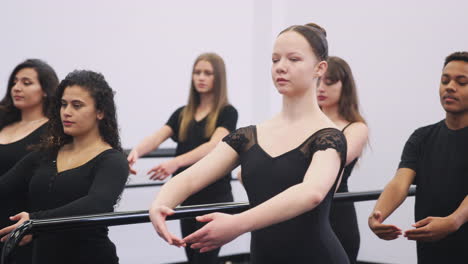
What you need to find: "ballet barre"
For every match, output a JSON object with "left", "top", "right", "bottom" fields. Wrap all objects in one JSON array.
[{"left": 1, "top": 187, "right": 415, "bottom": 264}]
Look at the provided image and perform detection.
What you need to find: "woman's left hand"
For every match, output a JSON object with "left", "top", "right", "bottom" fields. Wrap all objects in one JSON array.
[
  {"left": 148, "top": 159, "right": 180, "bottom": 180},
  {"left": 183, "top": 213, "right": 245, "bottom": 253},
  {"left": 0, "top": 212, "right": 33, "bottom": 246}
]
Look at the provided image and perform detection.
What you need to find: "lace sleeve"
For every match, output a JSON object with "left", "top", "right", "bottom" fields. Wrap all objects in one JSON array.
[
  {"left": 222, "top": 126, "right": 254, "bottom": 154},
  {"left": 308, "top": 128, "right": 347, "bottom": 167}
]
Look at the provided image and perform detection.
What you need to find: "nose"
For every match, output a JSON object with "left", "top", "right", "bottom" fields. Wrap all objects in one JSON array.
[
  {"left": 445, "top": 79, "right": 457, "bottom": 93},
  {"left": 12, "top": 82, "right": 22, "bottom": 92},
  {"left": 62, "top": 105, "right": 72, "bottom": 117},
  {"left": 275, "top": 59, "right": 287, "bottom": 74},
  {"left": 317, "top": 82, "right": 325, "bottom": 92}
]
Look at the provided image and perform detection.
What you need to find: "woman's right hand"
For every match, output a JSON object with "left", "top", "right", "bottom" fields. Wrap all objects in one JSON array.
[
  {"left": 149, "top": 204, "right": 186, "bottom": 247},
  {"left": 127, "top": 149, "right": 139, "bottom": 175},
  {"left": 368, "top": 210, "right": 402, "bottom": 240}
]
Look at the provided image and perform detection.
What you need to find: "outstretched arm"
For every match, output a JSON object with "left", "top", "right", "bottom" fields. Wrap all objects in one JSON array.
[
  {"left": 184, "top": 148, "right": 343, "bottom": 252},
  {"left": 149, "top": 142, "right": 239, "bottom": 245},
  {"left": 147, "top": 127, "right": 230, "bottom": 180},
  {"left": 368, "top": 168, "right": 415, "bottom": 240},
  {"left": 127, "top": 125, "right": 173, "bottom": 174}
]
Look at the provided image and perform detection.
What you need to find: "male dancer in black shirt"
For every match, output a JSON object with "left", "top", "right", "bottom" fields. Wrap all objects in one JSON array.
[{"left": 368, "top": 51, "right": 468, "bottom": 264}]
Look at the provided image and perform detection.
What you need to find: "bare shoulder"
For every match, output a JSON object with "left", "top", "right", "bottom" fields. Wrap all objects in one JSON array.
[{"left": 344, "top": 122, "right": 368, "bottom": 134}]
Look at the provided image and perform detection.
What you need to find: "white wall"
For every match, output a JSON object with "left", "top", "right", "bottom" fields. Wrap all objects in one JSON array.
[{"left": 1, "top": 0, "right": 467, "bottom": 263}]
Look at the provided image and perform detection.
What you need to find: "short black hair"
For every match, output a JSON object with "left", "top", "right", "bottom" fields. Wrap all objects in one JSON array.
[{"left": 444, "top": 51, "right": 468, "bottom": 67}]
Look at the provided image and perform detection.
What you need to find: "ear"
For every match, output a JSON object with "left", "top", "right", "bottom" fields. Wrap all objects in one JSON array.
[
  {"left": 313, "top": 61, "right": 328, "bottom": 78},
  {"left": 97, "top": 110, "right": 104, "bottom": 120}
]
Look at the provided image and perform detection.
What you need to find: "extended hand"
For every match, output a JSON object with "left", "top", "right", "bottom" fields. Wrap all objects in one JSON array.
[
  {"left": 404, "top": 216, "right": 459, "bottom": 242},
  {"left": 127, "top": 149, "right": 139, "bottom": 175},
  {"left": 368, "top": 210, "right": 402, "bottom": 240},
  {"left": 183, "top": 213, "right": 244, "bottom": 253},
  {"left": 148, "top": 159, "right": 180, "bottom": 180},
  {"left": 0, "top": 212, "right": 33, "bottom": 246},
  {"left": 149, "top": 204, "right": 185, "bottom": 247}
]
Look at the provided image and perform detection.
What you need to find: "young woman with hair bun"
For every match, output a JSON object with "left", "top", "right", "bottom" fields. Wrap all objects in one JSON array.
[{"left": 150, "top": 24, "right": 350, "bottom": 264}]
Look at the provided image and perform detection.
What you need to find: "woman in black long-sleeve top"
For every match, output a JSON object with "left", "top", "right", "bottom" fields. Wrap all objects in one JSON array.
[
  {"left": 0, "top": 59, "right": 58, "bottom": 264},
  {"left": 0, "top": 70, "right": 129, "bottom": 264}
]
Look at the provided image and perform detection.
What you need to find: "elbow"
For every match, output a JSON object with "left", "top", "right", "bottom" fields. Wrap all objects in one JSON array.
[{"left": 304, "top": 191, "right": 326, "bottom": 210}]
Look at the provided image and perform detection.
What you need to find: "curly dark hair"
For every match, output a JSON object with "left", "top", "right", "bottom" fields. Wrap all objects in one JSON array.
[
  {"left": 0, "top": 59, "right": 58, "bottom": 130},
  {"left": 39, "top": 70, "right": 122, "bottom": 154}
]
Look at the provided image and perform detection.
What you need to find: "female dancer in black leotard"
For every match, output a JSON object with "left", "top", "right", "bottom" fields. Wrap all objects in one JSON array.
[
  {"left": 0, "top": 59, "right": 58, "bottom": 264},
  {"left": 149, "top": 23, "right": 351, "bottom": 264},
  {"left": 0, "top": 70, "right": 129, "bottom": 264},
  {"left": 317, "top": 56, "right": 368, "bottom": 263}
]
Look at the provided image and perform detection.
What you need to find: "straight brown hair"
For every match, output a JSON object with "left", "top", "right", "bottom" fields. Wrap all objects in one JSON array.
[
  {"left": 325, "top": 56, "right": 366, "bottom": 124},
  {"left": 178, "top": 53, "right": 229, "bottom": 141}
]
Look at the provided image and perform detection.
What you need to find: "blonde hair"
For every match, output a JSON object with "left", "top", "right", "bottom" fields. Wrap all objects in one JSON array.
[{"left": 178, "top": 53, "right": 229, "bottom": 141}]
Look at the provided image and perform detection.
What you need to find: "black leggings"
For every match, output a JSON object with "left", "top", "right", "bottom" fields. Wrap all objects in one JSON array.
[
  {"left": 180, "top": 193, "right": 234, "bottom": 264},
  {"left": 330, "top": 202, "right": 360, "bottom": 264}
]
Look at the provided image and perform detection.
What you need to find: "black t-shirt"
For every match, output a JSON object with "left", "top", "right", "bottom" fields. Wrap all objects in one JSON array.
[
  {"left": 0, "top": 149, "right": 129, "bottom": 264},
  {"left": 399, "top": 120, "right": 468, "bottom": 263},
  {"left": 166, "top": 105, "right": 238, "bottom": 205}
]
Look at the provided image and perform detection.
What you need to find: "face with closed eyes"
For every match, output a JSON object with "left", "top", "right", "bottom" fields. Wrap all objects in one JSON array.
[
  {"left": 60, "top": 85, "right": 103, "bottom": 137},
  {"left": 317, "top": 77, "right": 342, "bottom": 108},
  {"left": 439, "top": 60, "right": 468, "bottom": 114},
  {"left": 271, "top": 31, "right": 326, "bottom": 97},
  {"left": 10, "top": 68, "right": 45, "bottom": 110},
  {"left": 192, "top": 60, "right": 215, "bottom": 94}
]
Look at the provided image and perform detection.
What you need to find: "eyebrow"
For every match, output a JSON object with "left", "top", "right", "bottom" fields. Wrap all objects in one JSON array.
[
  {"left": 61, "top": 99, "right": 85, "bottom": 104},
  {"left": 442, "top": 74, "right": 467, "bottom": 78},
  {"left": 14, "top": 77, "right": 33, "bottom": 81},
  {"left": 272, "top": 52, "right": 303, "bottom": 56}
]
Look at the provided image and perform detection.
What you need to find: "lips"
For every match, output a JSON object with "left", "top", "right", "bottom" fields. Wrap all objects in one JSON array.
[
  {"left": 276, "top": 78, "right": 289, "bottom": 84},
  {"left": 443, "top": 95, "right": 458, "bottom": 103},
  {"left": 13, "top": 96, "right": 24, "bottom": 100},
  {"left": 317, "top": 95, "right": 327, "bottom": 101},
  {"left": 62, "top": 121, "right": 74, "bottom": 126}
]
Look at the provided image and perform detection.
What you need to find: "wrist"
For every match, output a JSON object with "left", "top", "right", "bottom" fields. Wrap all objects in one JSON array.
[
  {"left": 234, "top": 212, "right": 254, "bottom": 233},
  {"left": 173, "top": 157, "right": 182, "bottom": 168},
  {"left": 447, "top": 214, "right": 463, "bottom": 231}
]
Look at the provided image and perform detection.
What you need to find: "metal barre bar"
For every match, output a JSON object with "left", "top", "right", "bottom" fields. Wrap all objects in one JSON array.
[
  {"left": 124, "top": 148, "right": 176, "bottom": 158},
  {"left": 1, "top": 187, "right": 415, "bottom": 264}
]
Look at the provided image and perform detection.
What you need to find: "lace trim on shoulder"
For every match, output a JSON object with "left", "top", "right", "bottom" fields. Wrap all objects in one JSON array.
[
  {"left": 312, "top": 129, "right": 346, "bottom": 155},
  {"left": 299, "top": 128, "right": 347, "bottom": 164},
  {"left": 222, "top": 126, "right": 252, "bottom": 154}
]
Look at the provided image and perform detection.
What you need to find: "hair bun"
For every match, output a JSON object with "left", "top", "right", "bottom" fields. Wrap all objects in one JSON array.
[{"left": 305, "top": 23, "right": 327, "bottom": 37}]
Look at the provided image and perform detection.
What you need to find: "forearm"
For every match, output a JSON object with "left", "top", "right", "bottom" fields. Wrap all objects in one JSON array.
[
  {"left": 152, "top": 142, "right": 239, "bottom": 209},
  {"left": 449, "top": 195, "right": 468, "bottom": 229},
  {"left": 134, "top": 133, "right": 166, "bottom": 157},
  {"left": 373, "top": 179, "right": 410, "bottom": 221},
  {"left": 174, "top": 141, "right": 216, "bottom": 168},
  {"left": 132, "top": 126, "right": 173, "bottom": 158},
  {"left": 236, "top": 183, "right": 324, "bottom": 233},
  {"left": 151, "top": 174, "right": 195, "bottom": 209}
]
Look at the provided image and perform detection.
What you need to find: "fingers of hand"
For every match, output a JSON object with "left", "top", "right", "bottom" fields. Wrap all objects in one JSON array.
[
  {"left": 199, "top": 246, "right": 218, "bottom": 253},
  {"left": 184, "top": 228, "right": 209, "bottom": 244},
  {"left": 19, "top": 235, "right": 32, "bottom": 246},
  {"left": 148, "top": 166, "right": 168, "bottom": 180},
  {"left": 196, "top": 213, "right": 216, "bottom": 223},
  {"left": 372, "top": 223, "right": 401, "bottom": 233},
  {"left": 0, "top": 224, "right": 16, "bottom": 236},
  {"left": 413, "top": 217, "right": 431, "bottom": 228}
]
